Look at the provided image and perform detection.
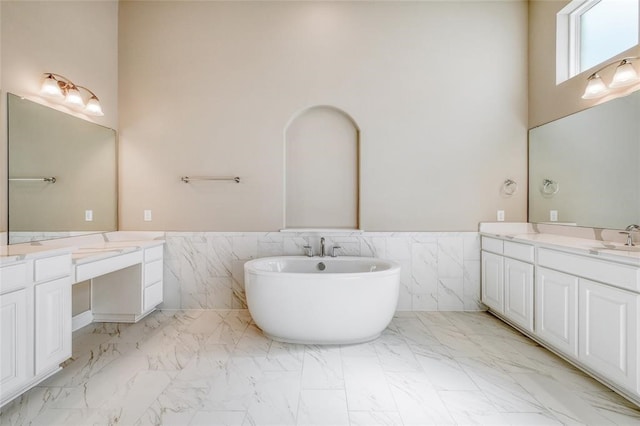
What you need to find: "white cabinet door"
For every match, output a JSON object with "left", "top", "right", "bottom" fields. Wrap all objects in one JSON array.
[
  {"left": 504, "top": 258, "right": 534, "bottom": 332},
  {"left": 143, "top": 281, "right": 163, "bottom": 312},
  {"left": 35, "top": 277, "right": 71, "bottom": 375},
  {"left": 0, "top": 289, "right": 32, "bottom": 398},
  {"left": 579, "top": 279, "right": 638, "bottom": 392},
  {"left": 482, "top": 251, "right": 504, "bottom": 313},
  {"left": 536, "top": 267, "right": 579, "bottom": 357}
]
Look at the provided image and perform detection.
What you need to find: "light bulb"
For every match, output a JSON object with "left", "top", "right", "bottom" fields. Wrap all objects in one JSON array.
[
  {"left": 609, "top": 60, "right": 640, "bottom": 88},
  {"left": 84, "top": 96, "right": 104, "bottom": 116},
  {"left": 582, "top": 74, "right": 609, "bottom": 99},
  {"left": 40, "top": 75, "right": 64, "bottom": 98},
  {"left": 64, "top": 87, "right": 84, "bottom": 108}
]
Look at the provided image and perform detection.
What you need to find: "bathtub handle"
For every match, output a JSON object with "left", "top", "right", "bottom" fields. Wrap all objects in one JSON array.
[
  {"left": 303, "top": 245, "right": 314, "bottom": 257},
  {"left": 331, "top": 245, "right": 342, "bottom": 257}
]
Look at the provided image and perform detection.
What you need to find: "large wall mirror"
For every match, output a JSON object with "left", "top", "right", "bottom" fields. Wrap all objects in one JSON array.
[
  {"left": 529, "top": 90, "right": 640, "bottom": 230},
  {"left": 8, "top": 93, "right": 117, "bottom": 244}
]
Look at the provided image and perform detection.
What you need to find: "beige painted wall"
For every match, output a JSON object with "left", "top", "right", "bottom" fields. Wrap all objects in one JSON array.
[
  {"left": 0, "top": 0, "right": 119, "bottom": 234},
  {"left": 119, "top": 1, "right": 528, "bottom": 232},
  {"left": 528, "top": 0, "right": 640, "bottom": 128},
  {"left": 3, "top": 1, "right": 637, "bottom": 233}
]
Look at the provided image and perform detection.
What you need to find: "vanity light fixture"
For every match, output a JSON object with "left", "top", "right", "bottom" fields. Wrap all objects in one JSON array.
[
  {"left": 40, "top": 73, "right": 104, "bottom": 116},
  {"left": 582, "top": 57, "right": 640, "bottom": 100}
]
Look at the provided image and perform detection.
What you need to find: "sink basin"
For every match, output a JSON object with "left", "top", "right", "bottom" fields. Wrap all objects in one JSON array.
[
  {"left": 594, "top": 244, "right": 640, "bottom": 253},
  {"left": 608, "top": 246, "right": 640, "bottom": 253}
]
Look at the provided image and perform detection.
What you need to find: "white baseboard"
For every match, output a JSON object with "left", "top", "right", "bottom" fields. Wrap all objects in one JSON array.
[{"left": 72, "top": 310, "right": 94, "bottom": 331}]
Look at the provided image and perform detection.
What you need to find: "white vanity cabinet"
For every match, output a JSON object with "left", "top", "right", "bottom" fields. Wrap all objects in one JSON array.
[
  {"left": 579, "top": 279, "right": 638, "bottom": 393},
  {"left": 143, "top": 245, "right": 164, "bottom": 312},
  {"left": 504, "top": 257, "right": 534, "bottom": 332},
  {"left": 535, "top": 267, "right": 579, "bottom": 357},
  {"left": 0, "top": 251, "right": 72, "bottom": 407},
  {"left": 34, "top": 276, "right": 71, "bottom": 375},
  {"left": 537, "top": 247, "right": 640, "bottom": 396},
  {"left": 0, "top": 285, "right": 31, "bottom": 400},
  {"left": 481, "top": 250, "right": 504, "bottom": 313},
  {"left": 1, "top": 236, "right": 165, "bottom": 407},
  {"left": 481, "top": 233, "right": 640, "bottom": 404},
  {"left": 481, "top": 237, "right": 534, "bottom": 332}
]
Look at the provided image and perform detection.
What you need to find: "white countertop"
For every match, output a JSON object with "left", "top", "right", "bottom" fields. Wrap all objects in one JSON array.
[
  {"left": 1, "top": 233, "right": 164, "bottom": 267},
  {"left": 480, "top": 228, "right": 640, "bottom": 266},
  {"left": 0, "top": 245, "right": 73, "bottom": 265}
]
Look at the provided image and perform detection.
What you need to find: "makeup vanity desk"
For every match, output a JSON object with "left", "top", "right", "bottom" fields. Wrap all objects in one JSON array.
[
  {"left": 72, "top": 240, "right": 164, "bottom": 322},
  {"left": 0, "top": 235, "right": 164, "bottom": 407}
]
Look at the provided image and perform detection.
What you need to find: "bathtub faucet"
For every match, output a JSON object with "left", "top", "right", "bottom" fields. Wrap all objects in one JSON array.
[
  {"left": 320, "top": 237, "right": 326, "bottom": 257},
  {"left": 303, "top": 245, "right": 313, "bottom": 257}
]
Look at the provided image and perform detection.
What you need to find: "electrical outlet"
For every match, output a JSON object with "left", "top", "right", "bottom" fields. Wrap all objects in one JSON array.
[
  {"left": 550, "top": 210, "right": 558, "bottom": 222},
  {"left": 497, "top": 210, "right": 505, "bottom": 222},
  {"left": 85, "top": 210, "right": 93, "bottom": 221},
  {"left": 144, "top": 210, "right": 152, "bottom": 222}
]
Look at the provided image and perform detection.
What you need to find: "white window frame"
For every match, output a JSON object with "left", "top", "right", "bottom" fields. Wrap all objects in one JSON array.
[{"left": 556, "top": 0, "right": 640, "bottom": 84}]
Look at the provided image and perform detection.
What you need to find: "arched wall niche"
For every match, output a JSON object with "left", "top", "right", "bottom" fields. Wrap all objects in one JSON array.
[{"left": 284, "top": 105, "right": 360, "bottom": 229}]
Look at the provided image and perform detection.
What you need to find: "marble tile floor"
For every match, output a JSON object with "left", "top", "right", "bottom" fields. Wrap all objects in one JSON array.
[{"left": 1, "top": 310, "right": 640, "bottom": 426}]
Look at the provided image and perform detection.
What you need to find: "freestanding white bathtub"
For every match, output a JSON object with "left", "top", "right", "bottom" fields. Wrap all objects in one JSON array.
[{"left": 244, "top": 256, "right": 400, "bottom": 344}]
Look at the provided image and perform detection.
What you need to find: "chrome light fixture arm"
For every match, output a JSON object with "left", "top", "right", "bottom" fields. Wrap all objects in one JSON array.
[
  {"left": 44, "top": 73, "right": 78, "bottom": 92},
  {"left": 40, "top": 73, "right": 104, "bottom": 116}
]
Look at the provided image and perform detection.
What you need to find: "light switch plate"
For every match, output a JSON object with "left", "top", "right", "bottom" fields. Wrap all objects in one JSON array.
[
  {"left": 144, "top": 210, "right": 152, "bottom": 221},
  {"left": 85, "top": 210, "right": 93, "bottom": 221},
  {"left": 497, "top": 210, "right": 505, "bottom": 222},
  {"left": 550, "top": 210, "right": 558, "bottom": 222}
]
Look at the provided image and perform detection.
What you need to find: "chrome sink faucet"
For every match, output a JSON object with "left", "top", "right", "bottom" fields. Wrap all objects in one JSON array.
[
  {"left": 320, "top": 237, "right": 326, "bottom": 257},
  {"left": 621, "top": 224, "right": 640, "bottom": 246}
]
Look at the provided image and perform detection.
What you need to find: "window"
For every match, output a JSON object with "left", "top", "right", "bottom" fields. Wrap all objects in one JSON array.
[{"left": 557, "top": 0, "right": 639, "bottom": 83}]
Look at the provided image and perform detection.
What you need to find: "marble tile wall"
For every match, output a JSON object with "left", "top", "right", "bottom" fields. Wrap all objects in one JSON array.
[{"left": 161, "top": 231, "right": 483, "bottom": 312}]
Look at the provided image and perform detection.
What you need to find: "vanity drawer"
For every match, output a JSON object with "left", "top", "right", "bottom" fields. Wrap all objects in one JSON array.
[
  {"left": 481, "top": 237, "right": 503, "bottom": 254},
  {"left": 503, "top": 241, "right": 534, "bottom": 263},
  {"left": 144, "top": 245, "right": 163, "bottom": 262},
  {"left": 0, "top": 262, "right": 31, "bottom": 293},
  {"left": 538, "top": 248, "right": 640, "bottom": 292},
  {"left": 144, "top": 260, "right": 163, "bottom": 287},
  {"left": 75, "top": 251, "right": 143, "bottom": 283},
  {"left": 143, "top": 281, "right": 163, "bottom": 312},
  {"left": 34, "top": 254, "right": 71, "bottom": 282}
]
